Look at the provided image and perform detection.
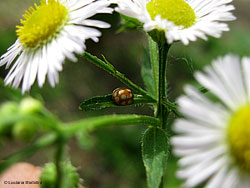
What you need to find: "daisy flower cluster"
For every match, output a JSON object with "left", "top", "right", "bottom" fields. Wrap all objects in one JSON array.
[
  {"left": 115, "top": 0, "right": 236, "bottom": 45},
  {"left": 172, "top": 55, "right": 250, "bottom": 188},
  {"left": 0, "top": 0, "right": 237, "bottom": 92},
  {"left": 0, "top": 0, "right": 113, "bottom": 93}
]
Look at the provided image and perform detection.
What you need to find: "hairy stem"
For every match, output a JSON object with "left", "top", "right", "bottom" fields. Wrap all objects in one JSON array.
[
  {"left": 156, "top": 43, "right": 171, "bottom": 129},
  {"left": 63, "top": 115, "right": 160, "bottom": 137},
  {"left": 55, "top": 137, "right": 66, "bottom": 188}
]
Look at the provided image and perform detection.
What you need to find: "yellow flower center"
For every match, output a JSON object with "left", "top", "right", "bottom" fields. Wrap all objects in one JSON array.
[
  {"left": 146, "top": 0, "right": 196, "bottom": 28},
  {"left": 228, "top": 104, "right": 250, "bottom": 172},
  {"left": 16, "top": 0, "right": 68, "bottom": 48}
]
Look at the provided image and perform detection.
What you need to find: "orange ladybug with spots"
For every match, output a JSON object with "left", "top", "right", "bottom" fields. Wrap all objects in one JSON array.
[{"left": 112, "top": 88, "right": 134, "bottom": 105}]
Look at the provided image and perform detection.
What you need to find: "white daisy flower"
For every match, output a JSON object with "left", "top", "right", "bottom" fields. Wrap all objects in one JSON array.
[
  {"left": 0, "top": 0, "right": 113, "bottom": 93},
  {"left": 115, "top": 0, "right": 236, "bottom": 45},
  {"left": 171, "top": 54, "right": 250, "bottom": 188}
]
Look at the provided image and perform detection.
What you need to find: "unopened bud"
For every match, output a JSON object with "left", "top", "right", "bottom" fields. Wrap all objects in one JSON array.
[
  {"left": 19, "top": 98, "right": 43, "bottom": 115},
  {"left": 40, "top": 163, "right": 56, "bottom": 188},
  {"left": 0, "top": 102, "right": 19, "bottom": 136},
  {"left": 0, "top": 102, "right": 18, "bottom": 116},
  {"left": 40, "top": 162, "right": 79, "bottom": 188},
  {"left": 12, "top": 121, "right": 36, "bottom": 142}
]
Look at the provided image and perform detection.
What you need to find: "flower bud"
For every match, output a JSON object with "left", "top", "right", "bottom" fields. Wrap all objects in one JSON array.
[
  {"left": 0, "top": 102, "right": 18, "bottom": 116},
  {"left": 40, "top": 163, "right": 56, "bottom": 188},
  {"left": 0, "top": 102, "right": 19, "bottom": 136},
  {"left": 19, "top": 98, "right": 43, "bottom": 115},
  {"left": 40, "top": 162, "right": 79, "bottom": 188},
  {"left": 12, "top": 121, "right": 36, "bottom": 142}
]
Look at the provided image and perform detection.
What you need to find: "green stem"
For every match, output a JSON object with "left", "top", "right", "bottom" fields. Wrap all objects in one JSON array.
[
  {"left": 0, "top": 133, "right": 57, "bottom": 174},
  {"left": 63, "top": 115, "right": 160, "bottom": 137},
  {"left": 0, "top": 114, "right": 60, "bottom": 133},
  {"left": 55, "top": 137, "right": 66, "bottom": 188},
  {"left": 156, "top": 43, "right": 171, "bottom": 129},
  {"left": 83, "top": 52, "right": 156, "bottom": 102}
]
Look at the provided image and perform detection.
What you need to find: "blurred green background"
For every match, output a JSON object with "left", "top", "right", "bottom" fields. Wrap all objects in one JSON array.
[{"left": 0, "top": 0, "right": 250, "bottom": 187}]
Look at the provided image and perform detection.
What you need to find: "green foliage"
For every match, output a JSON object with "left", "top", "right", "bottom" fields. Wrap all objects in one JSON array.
[
  {"left": 0, "top": 79, "right": 25, "bottom": 102},
  {"left": 141, "top": 48, "right": 155, "bottom": 96},
  {"left": 79, "top": 94, "right": 155, "bottom": 111},
  {"left": 19, "top": 97, "right": 43, "bottom": 115},
  {"left": 12, "top": 120, "right": 36, "bottom": 142},
  {"left": 79, "top": 94, "right": 113, "bottom": 111},
  {"left": 142, "top": 127, "right": 169, "bottom": 188},
  {"left": 40, "top": 163, "right": 57, "bottom": 188},
  {"left": 76, "top": 129, "right": 95, "bottom": 150},
  {"left": 0, "top": 101, "right": 18, "bottom": 116},
  {"left": 148, "top": 35, "right": 159, "bottom": 100},
  {"left": 40, "top": 162, "right": 80, "bottom": 188},
  {"left": 162, "top": 100, "right": 181, "bottom": 117},
  {"left": 83, "top": 52, "right": 155, "bottom": 101},
  {"left": 0, "top": 97, "right": 58, "bottom": 141},
  {"left": 116, "top": 14, "right": 143, "bottom": 33},
  {"left": 64, "top": 115, "right": 160, "bottom": 136},
  {"left": 0, "top": 102, "right": 19, "bottom": 136}
]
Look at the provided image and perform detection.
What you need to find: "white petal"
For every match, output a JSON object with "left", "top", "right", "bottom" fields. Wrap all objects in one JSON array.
[{"left": 0, "top": 0, "right": 112, "bottom": 92}]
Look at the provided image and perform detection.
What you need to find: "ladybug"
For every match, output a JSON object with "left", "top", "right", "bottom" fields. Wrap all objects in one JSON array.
[{"left": 112, "top": 88, "right": 134, "bottom": 105}]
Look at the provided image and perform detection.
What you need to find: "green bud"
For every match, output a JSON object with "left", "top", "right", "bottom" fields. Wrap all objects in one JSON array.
[
  {"left": 0, "top": 102, "right": 18, "bottom": 116},
  {"left": 40, "top": 163, "right": 57, "bottom": 188},
  {"left": 12, "top": 121, "right": 36, "bottom": 142},
  {"left": 62, "top": 162, "right": 80, "bottom": 188},
  {"left": 40, "top": 162, "right": 80, "bottom": 188},
  {"left": 19, "top": 98, "right": 43, "bottom": 115},
  {"left": 0, "top": 102, "right": 19, "bottom": 136}
]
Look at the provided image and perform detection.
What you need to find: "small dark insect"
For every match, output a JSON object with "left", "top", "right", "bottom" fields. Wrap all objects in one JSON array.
[{"left": 112, "top": 88, "right": 134, "bottom": 105}]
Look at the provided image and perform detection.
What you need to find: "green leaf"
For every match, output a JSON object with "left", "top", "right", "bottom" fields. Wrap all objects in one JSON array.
[
  {"left": 148, "top": 35, "right": 159, "bottom": 100},
  {"left": 79, "top": 94, "right": 156, "bottom": 111},
  {"left": 184, "top": 58, "right": 195, "bottom": 74},
  {"left": 116, "top": 14, "right": 143, "bottom": 33},
  {"left": 79, "top": 94, "right": 113, "bottom": 111},
  {"left": 142, "top": 127, "right": 169, "bottom": 188},
  {"left": 141, "top": 48, "right": 155, "bottom": 96}
]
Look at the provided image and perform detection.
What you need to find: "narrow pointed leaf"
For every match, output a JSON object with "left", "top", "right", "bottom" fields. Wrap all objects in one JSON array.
[
  {"left": 148, "top": 35, "right": 159, "bottom": 100},
  {"left": 162, "top": 100, "right": 181, "bottom": 117},
  {"left": 116, "top": 14, "right": 143, "bottom": 33},
  {"left": 142, "top": 127, "right": 169, "bottom": 188},
  {"left": 79, "top": 94, "right": 156, "bottom": 111},
  {"left": 141, "top": 48, "right": 155, "bottom": 96}
]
